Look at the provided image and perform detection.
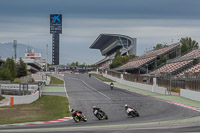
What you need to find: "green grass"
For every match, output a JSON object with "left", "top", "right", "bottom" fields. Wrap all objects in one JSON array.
[
  {"left": 48, "top": 75, "right": 64, "bottom": 85},
  {"left": 0, "top": 96, "right": 4, "bottom": 101},
  {"left": 0, "top": 95, "right": 71, "bottom": 125},
  {"left": 91, "top": 74, "right": 114, "bottom": 82}
]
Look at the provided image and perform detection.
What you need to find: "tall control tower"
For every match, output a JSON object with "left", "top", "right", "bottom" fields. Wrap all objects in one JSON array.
[
  {"left": 13, "top": 40, "right": 17, "bottom": 61},
  {"left": 50, "top": 14, "right": 62, "bottom": 65}
]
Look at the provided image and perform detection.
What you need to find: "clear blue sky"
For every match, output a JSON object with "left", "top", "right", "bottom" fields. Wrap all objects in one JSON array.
[{"left": 0, "top": 0, "right": 200, "bottom": 64}]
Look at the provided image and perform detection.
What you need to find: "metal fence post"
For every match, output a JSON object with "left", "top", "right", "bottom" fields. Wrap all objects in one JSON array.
[{"left": 0, "top": 84, "right": 1, "bottom": 96}]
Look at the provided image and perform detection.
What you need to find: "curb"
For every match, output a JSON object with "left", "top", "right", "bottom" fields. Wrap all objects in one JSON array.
[
  {"left": 111, "top": 83, "right": 200, "bottom": 112},
  {"left": 1, "top": 117, "right": 73, "bottom": 127}
]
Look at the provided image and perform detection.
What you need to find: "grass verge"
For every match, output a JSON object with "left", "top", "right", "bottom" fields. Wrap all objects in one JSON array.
[
  {"left": 91, "top": 74, "right": 114, "bottom": 82},
  {"left": 0, "top": 95, "right": 70, "bottom": 125},
  {"left": 0, "top": 96, "right": 4, "bottom": 101},
  {"left": 48, "top": 75, "right": 64, "bottom": 85}
]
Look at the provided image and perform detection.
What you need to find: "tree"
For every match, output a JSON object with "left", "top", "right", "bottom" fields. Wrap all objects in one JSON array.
[
  {"left": 5, "top": 58, "right": 16, "bottom": 80},
  {"left": 180, "top": 37, "right": 199, "bottom": 55},
  {"left": 110, "top": 54, "right": 136, "bottom": 69},
  {"left": 0, "top": 67, "right": 12, "bottom": 81},
  {"left": 17, "top": 58, "right": 27, "bottom": 78},
  {"left": 153, "top": 43, "right": 168, "bottom": 50}
]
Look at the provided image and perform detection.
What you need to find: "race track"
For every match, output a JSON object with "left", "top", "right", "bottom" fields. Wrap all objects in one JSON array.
[{"left": 0, "top": 73, "right": 200, "bottom": 133}]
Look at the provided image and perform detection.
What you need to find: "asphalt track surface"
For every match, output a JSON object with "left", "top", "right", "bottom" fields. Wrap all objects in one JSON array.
[{"left": 0, "top": 73, "right": 200, "bottom": 133}]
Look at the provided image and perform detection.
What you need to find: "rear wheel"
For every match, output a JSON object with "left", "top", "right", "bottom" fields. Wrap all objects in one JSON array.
[
  {"left": 97, "top": 114, "right": 102, "bottom": 120},
  {"left": 130, "top": 111, "right": 136, "bottom": 117}
]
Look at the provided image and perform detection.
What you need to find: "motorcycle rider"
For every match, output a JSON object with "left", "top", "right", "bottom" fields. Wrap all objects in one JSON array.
[
  {"left": 125, "top": 104, "right": 133, "bottom": 111},
  {"left": 71, "top": 109, "right": 83, "bottom": 118},
  {"left": 124, "top": 104, "right": 139, "bottom": 117},
  {"left": 110, "top": 82, "right": 114, "bottom": 89},
  {"left": 92, "top": 106, "right": 106, "bottom": 118}
]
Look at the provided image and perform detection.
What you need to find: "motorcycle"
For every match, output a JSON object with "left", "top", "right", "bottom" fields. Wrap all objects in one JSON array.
[
  {"left": 126, "top": 108, "right": 140, "bottom": 117},
  {"left": 93, "top": 109, "right": 108, "bottom": 120},
  {"left": 110, "top": 83, "right": 114, "bottom": 90},
  {"left": 73, "top": 112, "right": 87, "bottom": 123}
]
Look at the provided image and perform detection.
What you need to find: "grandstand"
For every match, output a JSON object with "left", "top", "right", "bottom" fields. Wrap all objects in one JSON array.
[
  {"left": 116, "top": 43, "right": 180, "bottom": 74},
  {"left": 151, "top": 49, "right": 200, "bottom": 77},
  {"left": 90, "top": 34, "right": 137, "bottom": 71}
]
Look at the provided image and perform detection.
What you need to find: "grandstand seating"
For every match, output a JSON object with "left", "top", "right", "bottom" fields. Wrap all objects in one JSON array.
[
  {"left": 177, "top": 62, "right": 200, "bottom": 77},
  {"left": 119, "top": 56, "right": 156, "bottom": 69},
  {"left": 142, "top": 44, "right": 180, "bottom": 58},
  {"left": 151, "top": 60, "right": 193, "bottom": 75},
  {"left": 117, "top": 43, "right": 180, "bottom": 71},
  {"left": 151, "top": 49, "right": 200, "bottom": 76},
  {"left": 168, "top": 49, "right": 200, "bottom": 63}
]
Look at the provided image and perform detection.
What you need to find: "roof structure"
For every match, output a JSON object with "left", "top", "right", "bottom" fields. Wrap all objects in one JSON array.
[{"left": 90, "top": 34, "right": 136, "bottom": 56}]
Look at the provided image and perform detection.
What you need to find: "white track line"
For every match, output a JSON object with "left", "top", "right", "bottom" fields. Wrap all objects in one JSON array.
[
  {"left": 81, "top": 80, "right": 111, "bottom": 100},
  {"left": 66, "top": 77, "right": 111, "bottom": 100}
]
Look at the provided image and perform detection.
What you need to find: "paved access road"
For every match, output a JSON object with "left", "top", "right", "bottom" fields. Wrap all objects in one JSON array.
[{"left": 0, "top": 73, "right": 200, "bottom": 133}]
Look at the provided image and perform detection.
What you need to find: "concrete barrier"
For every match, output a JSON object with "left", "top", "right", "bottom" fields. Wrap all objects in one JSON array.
[
  {"left": 9, "top": 91, "right": 39, "bottom": 105},
  {"left": 180, "top": 89, "right": 200, "bottom": 102},
  {"left": 103, "top": 74, "right": 168, "bottom": 95}
]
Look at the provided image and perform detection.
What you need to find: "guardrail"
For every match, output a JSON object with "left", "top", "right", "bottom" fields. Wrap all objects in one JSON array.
[
  {"left": 0, "top": 83, "right": 38, "bottom": 95},
  {"left": 103, "top": 73, "right": 169, "bottom": 95},
  {"left": 9, "top": 91, "right": 40, "bottom": 105}
]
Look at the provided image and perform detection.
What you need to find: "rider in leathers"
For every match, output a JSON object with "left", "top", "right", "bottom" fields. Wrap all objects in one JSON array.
[
  {"left": 93, "top": 106, "right": 105, "bottom": 117},
  {"left": 71, "top": 109, "right": 83, "bottom": 118}
]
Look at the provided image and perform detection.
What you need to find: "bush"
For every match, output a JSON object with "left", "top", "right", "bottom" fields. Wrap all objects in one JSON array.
[
  {"left": 171, "top": 87, "right": 180, "bottom": 93},
  {"left": 14, "top": 78, "right": 21, "bottom": 83},
  {"left": 32, "top": 78, "right": 35, "bottom": 83}
]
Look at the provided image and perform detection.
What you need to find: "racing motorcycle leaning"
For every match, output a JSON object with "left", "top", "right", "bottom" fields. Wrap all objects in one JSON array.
[
  {"left": 71, "top": 109, "right": 87, "bottom": 123},
  {"left": 125, "top": 105, "right": 140, "bottom": 117},
  {"left": 93, "top": 107, "right": 108, "bottom": 120}
]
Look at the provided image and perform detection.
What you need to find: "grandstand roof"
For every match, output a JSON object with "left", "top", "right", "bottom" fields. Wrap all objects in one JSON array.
[
  {"left": 117, "top": 43, "right": 180, "bottom": 71},
  {"left": 90, "top": 34, "right": 134, "bottom": 49}
]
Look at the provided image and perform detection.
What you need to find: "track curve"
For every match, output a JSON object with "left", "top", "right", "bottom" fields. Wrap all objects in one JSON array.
[{"left": 0, "top": 73, "right": 199, "bottom": 132}]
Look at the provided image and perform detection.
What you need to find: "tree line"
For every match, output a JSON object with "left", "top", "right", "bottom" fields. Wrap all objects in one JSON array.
[{"left": 0, "top": 58, "right": 27, "bottom": 81}]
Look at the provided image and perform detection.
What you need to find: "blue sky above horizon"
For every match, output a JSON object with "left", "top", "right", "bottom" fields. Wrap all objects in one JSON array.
[{"left": 0, "top": 0, "right": 200, "bottom": 64}]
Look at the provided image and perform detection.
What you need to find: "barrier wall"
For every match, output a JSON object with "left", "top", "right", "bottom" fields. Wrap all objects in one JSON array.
[
  {"left": 180, "top": 89, "right": 200, "bottom": 102},
  {"left": 9, "top": 91, "right": 39, "bottom": 105},
  {"left": 103, "top": 74, "right": 168, "bottom": 95}
]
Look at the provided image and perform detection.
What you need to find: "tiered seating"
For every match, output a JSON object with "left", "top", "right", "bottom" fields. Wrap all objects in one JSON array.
[
  {"left": 117, "top": 43, "right": 180, "bottom": 71},
  {"left": 177, "top": 62, "right": 200, "bottom": 77},
  {"left": 142, "top": 44, "right": 180, "bottom": 58},
  {"left": 170, "top": 49, "right": 200, "bottom": 63},
  {"left": 151, "top": 60, "right": 193, "bottom": 74},
  {"left": 119, "top": 56, "right": 156, "bottom": 69}
]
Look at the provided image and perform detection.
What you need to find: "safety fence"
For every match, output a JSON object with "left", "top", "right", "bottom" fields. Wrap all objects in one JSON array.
[{"left": 107, "top": 71, "right": 200, "bottom": 92}]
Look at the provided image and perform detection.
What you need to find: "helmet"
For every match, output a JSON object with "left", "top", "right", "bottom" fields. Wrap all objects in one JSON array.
[
  {"left": 70, "top": 109, "right": 74, "bottom": 112},
  {"left": 125, "top": 104, "right": 128, "bottom": 107},
  {"left": 93, "top": 106, "right": 96, "bottom": 109}
]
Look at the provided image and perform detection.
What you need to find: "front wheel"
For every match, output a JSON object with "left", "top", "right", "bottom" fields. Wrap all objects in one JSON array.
[
  {"left": 83, "top": 116, "right": 87, "bottom": 122},
  {"left": 73, "top": 116, "right": 80, "bottom": 123},
  {"left": 104, "top": 115, "right": 108, "bottom": 120}
]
